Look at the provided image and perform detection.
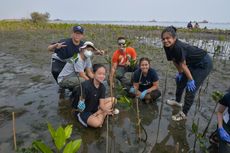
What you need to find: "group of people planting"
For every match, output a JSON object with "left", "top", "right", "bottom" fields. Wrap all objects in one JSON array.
[{"left": 48, "top": 25, "right": 229, "bottom": 152}]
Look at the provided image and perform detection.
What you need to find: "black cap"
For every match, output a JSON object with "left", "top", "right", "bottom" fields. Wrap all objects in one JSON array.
[{"left": 73, "top": 25, "right": 84, "bottom": 34}]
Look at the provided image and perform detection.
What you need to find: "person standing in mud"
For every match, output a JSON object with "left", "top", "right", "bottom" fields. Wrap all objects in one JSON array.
[
  {"left": 216, "top": 90, "right": 230, "bottom": 153},
  {"left": 72, "top": 64, "right": 117, "bottom": 128},
  {"left": 48, "top": 25, "right": 85, "bottom": 84},
  {"left": 110, "top": 37, "right": 137, "bottom": 88},
  {"left": 161, "top": 26, "right": 212, "bottom": 121},
  {"left": 129, "top": 57, "right": 161, "bottom": 103}
]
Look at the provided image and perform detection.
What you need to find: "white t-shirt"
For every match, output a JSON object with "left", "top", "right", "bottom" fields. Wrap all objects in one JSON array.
[{"left": 57, "top": 54, "right": 92, "bottom": 83}]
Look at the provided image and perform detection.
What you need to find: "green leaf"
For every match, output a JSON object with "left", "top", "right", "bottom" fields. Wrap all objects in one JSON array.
[
  {"left": 192, "top": 122, "right": 198, "bottom": 134},
  {"left": 32, "top": 141, "right": 53, "bottom": 153},
  {"left": 63, "top": 141, "right": 73, "bottom": 153},
  {"left": 212, "top": 91, "right": 224, "bottom": 102},
  {"left": 72, "top": 139, "right": 82, "bottom": 153},
  {"left": 54, "top": 127, "right": 66, "bottom": 151},
  {"left": 47, "top": 122, "right": 55, "bottom": 139},
  {"left": 64, "top": 124, "right": 73, "bottom": 139}
]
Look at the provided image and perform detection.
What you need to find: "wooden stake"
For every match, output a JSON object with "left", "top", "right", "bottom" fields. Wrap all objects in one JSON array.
[
  {"left": 175, "top": 142, "right": 179, "bottom": 153},
  {"left": 12, "top": 112, "right": 17, "bottom": 151},
  {"left": 135, "top": 98, "right": 141, "bottom": 141}
]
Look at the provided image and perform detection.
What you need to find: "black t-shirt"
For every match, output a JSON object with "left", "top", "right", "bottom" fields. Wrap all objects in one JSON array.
[
  {"left": 133, "top": 68, "right": 159, "bottom": 92},
  {"left": 164, "top": 39, "right": 207, "bottom": 66},
  {"left": 54, "top": 38, "right": 84, "bottom": 60},
  {"left": 73, "top": 79, "right": 106, "bottom": 113},
  {"left": 219, "top": 92, "right": 230, "bottom": 125}
]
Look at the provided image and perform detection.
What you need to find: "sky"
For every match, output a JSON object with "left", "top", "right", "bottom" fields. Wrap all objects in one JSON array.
[{"left": 0, "top": 0, "right": 230, "bottom": 23}]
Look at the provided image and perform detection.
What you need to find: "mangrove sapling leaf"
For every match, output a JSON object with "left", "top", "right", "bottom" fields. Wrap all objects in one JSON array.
[
  {"left": 63, "top": 141, "right": 74, "bottom": 153},
  {"left": 72, "top": 139, "right": 82, "bottom": 153},
  {"left": 192, "top": 122, "right": 198, "bottom": 134},
  {"left": 54, "top": 127, "right": 66, "bottom": 151},
  {"left": 117, "top": 96, "right": 131, "bottom": 106},
  {"left": 114, "top": 84, "right": 127, "bottom": 96},
  {"left": 69, "top": 53, "right": 79, "bottom": 64},
  {"left": 202, "top": 91, "right": 224, "bottom": 137},
  {"left": 47, "top": 122, "right": 55, "bottom": 139},
  {"left": 211, "top": 91, "right": 224, "bottom": 102},
  {"left": 129, "top": 58, "right": 137, "bottom": 70},
  {"left": 17, "top": 147, "right": 39, "bottom": 153},
  {"left": 33, "top": 141, "right": 53, "bottom": 153},
  {"left": 64, "top": 124, "right": 73, "bottom": 139},
  {"left": 104, "top": 55, "right": 111, "bottom": 64}
]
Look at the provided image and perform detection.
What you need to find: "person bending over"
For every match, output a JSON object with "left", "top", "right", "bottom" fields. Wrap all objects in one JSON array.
[{"left": 161, "top": 26, "right": 212, "bottom": 121}]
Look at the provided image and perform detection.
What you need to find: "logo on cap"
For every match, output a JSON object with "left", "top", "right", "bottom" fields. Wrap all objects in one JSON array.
[{"left": 73, "top": 25, "right": 84, "bottom": 34}]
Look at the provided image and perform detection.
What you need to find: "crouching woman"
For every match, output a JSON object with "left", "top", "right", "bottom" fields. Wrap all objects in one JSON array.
[
  {"left": 129, "top": 57, "right": 161, "bottom": 103},
  {"left": 72, "top": 64, "right": 116, "bottom": 128}
]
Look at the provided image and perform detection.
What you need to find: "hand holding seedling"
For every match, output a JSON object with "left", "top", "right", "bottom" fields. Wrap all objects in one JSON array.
[{"left": 125, "top": 60, "right": 130, "bottom": 66}]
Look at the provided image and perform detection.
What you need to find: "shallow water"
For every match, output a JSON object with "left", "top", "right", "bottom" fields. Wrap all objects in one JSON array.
[{"left": 0, "top": 34, "right": 230, "bottom": 153}]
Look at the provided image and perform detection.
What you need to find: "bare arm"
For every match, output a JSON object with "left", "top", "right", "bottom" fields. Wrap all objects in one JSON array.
[
  {"left": 147, "top": 81, "right": 159, "bottom": 93},
  {"left": 47, "top": 42, "right": 67, "bottom": 52},
  {"left": 78, "top": 71, "right": 89, "bottom": 80},
  {"left": 133, "top": 82, "right": 141, "bottom": 96},
  {"left": 179, "top": 61, "right": 193, "bottom": 80},
  {"left": 47, "top": 43, "right": 58, "bottom": 52},
  {"left": 86, "top": 68, "right": 94, "bottom": 79},
  {"left": 109, "top": 63, "right": 117, "bottom": 83},
  {"left": 173, "top": 61, "right": 183, "bottom": 73},
  {"left": 217, "top": 103, "right": 227, "bottom": 128},
  {"left": 99, "top": 99, "right": 113, "bottom": 114}
]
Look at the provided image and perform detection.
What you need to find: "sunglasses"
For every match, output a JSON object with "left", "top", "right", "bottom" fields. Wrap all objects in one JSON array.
[{"left": 118, "top": 43, "right": 126, "bottom": 46}]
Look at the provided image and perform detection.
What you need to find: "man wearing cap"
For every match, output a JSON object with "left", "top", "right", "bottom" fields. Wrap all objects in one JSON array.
[
  {"left": 57, "top": 41, "right": 97, "bottom": 90},
  {"left": 110, "top": 37, "right": 137, "bottom": 88},
  {"left": 48, "top": 25, "right": 85, "bottom": 83}
]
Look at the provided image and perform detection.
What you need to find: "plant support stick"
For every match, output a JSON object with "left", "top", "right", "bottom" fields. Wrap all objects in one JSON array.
[{"left": 12, "top": 112, "right": 17, "bottom": 151}]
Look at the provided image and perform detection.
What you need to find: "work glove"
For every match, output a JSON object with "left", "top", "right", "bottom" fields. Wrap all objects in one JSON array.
[
  {"left": 140, "top": 90, "right": 148, "bottom": 100},
  {"left": 175, "top": 72, "right": 183, "bottom": 83},
  {"left": 218, "top": 127, "right": 230, "bottom": 143},
  {"left": 77, "top": 100, "right": 86, "bottom": 111},
  {"left": 129, "top": 87, "right": 135, "bottom": 94},
  {"left": 187, "top": 80, "right": 196, "bottom": 92}
]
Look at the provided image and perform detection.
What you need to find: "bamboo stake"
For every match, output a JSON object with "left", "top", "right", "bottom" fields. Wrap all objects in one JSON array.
[
  {"left": 202, "top": 102, "right": 218, "bottom": 137},
  {"left": 12, "top": 112, "right": 17, "bottom": 151},
  {"left": 156, "top": 64, "right": 168, "bottom": 143},
  {"left": 135, "top": 98, "right": 141, "bottom": 141},
  {"left": 106, "top": 60, "right": 114, "bottom": 153},
  {"left": 175, "top": 142, "right": 179, "bottom": 153}
]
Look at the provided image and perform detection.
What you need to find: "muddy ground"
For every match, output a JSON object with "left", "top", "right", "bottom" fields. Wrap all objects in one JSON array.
[{"left": 0, "top": 26, "right": 230, "bottom": 153}]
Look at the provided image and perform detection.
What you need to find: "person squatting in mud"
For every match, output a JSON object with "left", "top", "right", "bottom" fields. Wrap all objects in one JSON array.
[
  {"left": 129, "top": 57, "right": 161, "bottom": 103},
  {"left": 47, "top": 25, "right": 104, "bottom": 90},
  {"left": 109, "top": 37, "right": 138, "bottom": 90},
  {"left": 72, "top": 64, "right": 117, "bottom": 128}
]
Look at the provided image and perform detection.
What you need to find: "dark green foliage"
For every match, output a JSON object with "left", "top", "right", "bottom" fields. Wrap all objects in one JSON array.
[{"left": 30, "top": 12, "right": 50, "bottom": 24}]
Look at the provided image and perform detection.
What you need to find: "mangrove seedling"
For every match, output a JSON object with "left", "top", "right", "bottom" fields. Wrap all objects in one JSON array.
[{"left": 33, "top": 122, "right": 81, "bottom": 153}]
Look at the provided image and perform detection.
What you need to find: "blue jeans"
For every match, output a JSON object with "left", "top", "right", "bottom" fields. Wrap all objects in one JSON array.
[{"left": 175, "top": 54, "right": 213, "bottom": 115}]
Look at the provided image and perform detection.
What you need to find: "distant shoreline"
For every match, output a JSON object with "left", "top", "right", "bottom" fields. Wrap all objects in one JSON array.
[
  {"left": 0, "top": 20, "right": 229, "bottom": 38},
  {"left": 1, "top": 18, "right": 230, "bottom": 24}
]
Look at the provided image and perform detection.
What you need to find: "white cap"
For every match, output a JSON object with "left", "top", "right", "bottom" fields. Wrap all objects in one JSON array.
[{"left": 80, "top": 41, "right": 96, "bottom": 51}]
